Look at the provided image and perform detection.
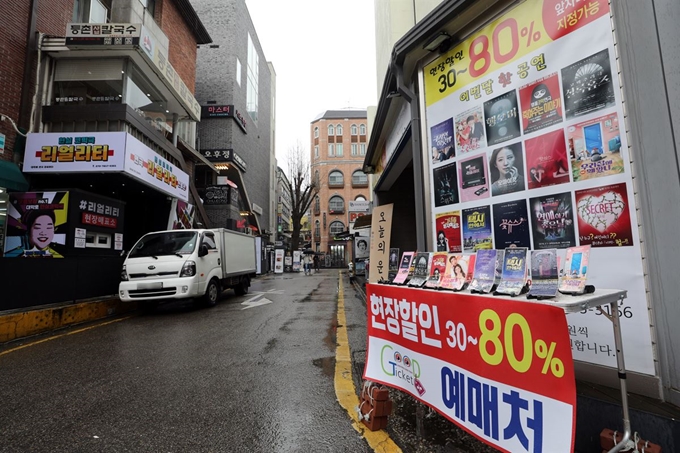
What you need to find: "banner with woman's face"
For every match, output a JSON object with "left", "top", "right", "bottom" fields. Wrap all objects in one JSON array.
[
  {"left": 354, "top": 236, "right": 370, "bottom": 259},
  {"left": 4, "top": 192, "right": 69, "bottom": 258}
]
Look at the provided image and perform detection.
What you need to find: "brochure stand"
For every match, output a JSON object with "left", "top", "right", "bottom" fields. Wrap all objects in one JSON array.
[{"left": 515, "top": 288, "right": 631, "bottom": 453}]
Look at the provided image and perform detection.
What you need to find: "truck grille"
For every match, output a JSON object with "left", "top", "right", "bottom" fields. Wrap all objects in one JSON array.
[
  {"left": 129, "top": 271, "right": 178, "bottom": 279},
  {"left": 128, "top": 287, "right": 177, "bottom": 298}
]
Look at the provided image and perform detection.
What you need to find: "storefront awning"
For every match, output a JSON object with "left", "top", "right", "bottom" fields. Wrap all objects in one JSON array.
[
  {"left": 0, "top": 160, "right": 29, "bottom": 191},
  {"left": 353, "top": 214, "right": 372, "bottom": 230}
]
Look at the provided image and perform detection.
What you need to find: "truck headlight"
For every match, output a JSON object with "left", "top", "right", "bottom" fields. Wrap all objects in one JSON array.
[
  {"left": 180, "top": 260, "right": 196, "bottom": 277},
  {"left": 121, "top": 265, "right": 129, "bottom": 281}
]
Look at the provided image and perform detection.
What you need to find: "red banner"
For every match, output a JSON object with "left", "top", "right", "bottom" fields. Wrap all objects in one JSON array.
[{"left": 364, "top": 283, "right": 575, "bottom": 452}]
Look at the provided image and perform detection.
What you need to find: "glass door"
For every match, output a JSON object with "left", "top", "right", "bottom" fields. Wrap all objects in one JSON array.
[{"left": 330, "top": 244, "right": 345, "bottom": 267}]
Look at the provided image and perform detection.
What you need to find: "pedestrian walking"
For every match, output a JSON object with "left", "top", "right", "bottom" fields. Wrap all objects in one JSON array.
[
  {"left": 313, "top": 255, "right": 320, "bottom": 273},
  {"left": 303, "top": 254, "right": 311, "bottom": 275},
  {"left": 348, "top": 261, "right": 354, "bottom": 283}
]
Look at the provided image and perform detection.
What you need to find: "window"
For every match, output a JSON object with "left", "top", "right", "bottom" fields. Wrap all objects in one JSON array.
[
  {"left": 336, "top": 124, "right": 343, "bottom": 135},
  {"left": 329, "top": 196, "right": 345, "bottom": 213},
  {"left": 314, "top": 126, "right": 319, "bottom": 138},
  {"left": 125, "top": 63, "right": 169, "bottom": 132},
  {"left": 202, "top": 233, "right": 217, "bottom": 250},
  {"left": 314, "top": 196, "right": 320, "bottom": 212},
  {"left": 360, "top": 124, "right": 366, "bottom": 135},
  {"left": 315, "top": 220, "right": 320, "bottom": 237},
  {"left": 355, "top": 195, "right": 367, "bottom": 201},
  {"left": 351, "top": 144, "right": 358, "bottom": 156},
  {"left": 73, "top": 0, "right": 112, "bottom": 23},
  {"left": 328, "top": 124, "right": 334, "bottom": 136},
  {"left": 314, "top": 145, "right": 319, "bottom": 159},
  {"left": 360, "top": 144, "right": 366, "bottom": 156},
  {"left": 53, "top": 58, "right": 124, "bottom": 107},
  {"left": 328, "top": 170, "right": 343, "bottom": 186},
  {"left": 351, "top": 124, "right": 358, "bottom": 135},
  {"left": 236, "top": 58, "right": 242, "bottom": 86},
  {"left": 336, "top": 143, "right": 343, "bottom": 157},
  {"left": 141, "top": 0, "right": 156, "bottom": 19},
  {"left": 314, "top": 170, "right": 320, "bottom": 186},
  {"left": 85, "top": 231, "right": 111, "bottom": 248},
  {"left": 247, "top": 33, "right": 259, "bottom": 121},
  {"left": 352, "top": 170, "right": 368, "bottom": 185},
  {"left": 328, "top": 143, "right": 335, "bottom": 157},
  {"left": 329, "top": 221, "right": 345, "bottom": 235}
]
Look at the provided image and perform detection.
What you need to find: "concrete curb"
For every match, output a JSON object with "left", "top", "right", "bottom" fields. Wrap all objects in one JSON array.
[{"left": 0, "top": 298, "right": 137, "bottom": 343}]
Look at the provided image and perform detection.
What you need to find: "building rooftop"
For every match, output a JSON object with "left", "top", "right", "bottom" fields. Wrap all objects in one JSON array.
[{"left": 312, "top": 109, "right": 367, "bottom": 122}]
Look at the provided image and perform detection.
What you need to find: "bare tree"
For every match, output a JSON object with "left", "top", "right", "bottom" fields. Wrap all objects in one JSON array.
[{"left": 285, "top": 141, "right": 319, "bottom": 251}]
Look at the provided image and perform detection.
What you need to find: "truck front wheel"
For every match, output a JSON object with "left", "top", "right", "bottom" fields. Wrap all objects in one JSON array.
[
  {"left": 203, "top": 279, "right": 220, "bottom": 307},
  {"left": 234, "top": 276, "right": 249, "bottom": 296}
]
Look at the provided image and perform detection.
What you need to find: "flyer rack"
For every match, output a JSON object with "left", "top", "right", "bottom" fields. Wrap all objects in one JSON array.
[{"left": 480, "top": 288, "right": 631, "bottom": 453}]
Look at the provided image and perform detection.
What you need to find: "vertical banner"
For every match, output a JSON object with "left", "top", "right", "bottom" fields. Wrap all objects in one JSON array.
[
  {"left": 274, "top": 249, "right": 284, "bottom": 274},
  {"left": 422, "top": 0, "right": 654, "bottom": 375},
  {"left": 293, "top": 250, "right": 302, "bottom": 272},
  {"left": 365, "top": 284, "right": 576, "bottom": 452},
  {"left": 368, "top": 204, "right": 394, "bottom": 283},
  {"left": 4, "top": 192, "right": 69, "bottom": 258}
]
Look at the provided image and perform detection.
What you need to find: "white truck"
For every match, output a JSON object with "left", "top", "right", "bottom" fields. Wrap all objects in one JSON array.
[{"left": 118, "top": 228, "right": 256, "bottom": 309}]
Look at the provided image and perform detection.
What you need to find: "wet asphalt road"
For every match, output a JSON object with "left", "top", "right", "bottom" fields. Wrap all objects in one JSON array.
[{"left": 0, "top": 270, "right": 373, "bottom": 453}]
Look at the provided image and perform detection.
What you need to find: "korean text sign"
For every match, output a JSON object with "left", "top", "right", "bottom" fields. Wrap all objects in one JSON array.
[
  {"left": 368, "top": 204, "right": 393, "bottom": 283},
  {"left": 123, "top": 134, "right": 189, "bottom": 202},
  {"left": 24, "top": 132, "right": 126, "bottom": 172},
  {"left": 364, "top": 284, "right": 575, "bottom": 453}
]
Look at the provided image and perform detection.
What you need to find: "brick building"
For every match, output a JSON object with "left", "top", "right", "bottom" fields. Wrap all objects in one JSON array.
[
  {"left": 310, "top": 110, "right": 369, "bottom": 267},
  {"left": 0, "top": 0, "right": 218, "bottom": 310},
  {"left": 192, "top": 0, "right": 275, "bottom": 247}
]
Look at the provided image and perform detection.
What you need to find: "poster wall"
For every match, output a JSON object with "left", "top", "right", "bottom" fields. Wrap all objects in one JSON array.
[
  {"left": 422, "top": 0, "right": 653, "bottom": 375},
  {"left": 4, "top": 192, "right": 69, "bottom": 258}
]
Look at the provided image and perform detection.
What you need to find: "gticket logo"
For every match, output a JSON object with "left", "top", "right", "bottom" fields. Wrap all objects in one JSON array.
[{"left": 380, "top": 344, "right": 425, "bottom": 395}]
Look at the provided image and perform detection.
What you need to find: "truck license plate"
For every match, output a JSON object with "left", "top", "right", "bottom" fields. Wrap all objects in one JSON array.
[{"left": 138, "top": 282, "right": 163, "bottom": 290}]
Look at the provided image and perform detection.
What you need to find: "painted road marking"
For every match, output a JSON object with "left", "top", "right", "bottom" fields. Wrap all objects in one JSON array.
[
  {"left": 241, "top": 294, "right": 274, "bottom": 310},
  {"left": 334, "top": 271, "right": 402, "bottom": 453},
  {"left": 0, "top": 316, "right": 134, "bottom": 357},
  {"left": 249, "top": 289, "right": 285, "bottom": 295}
]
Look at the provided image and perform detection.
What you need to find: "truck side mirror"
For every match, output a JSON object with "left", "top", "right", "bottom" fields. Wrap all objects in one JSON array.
[{"left": 198, "top": 244, "right": 209, "bottom": 257}]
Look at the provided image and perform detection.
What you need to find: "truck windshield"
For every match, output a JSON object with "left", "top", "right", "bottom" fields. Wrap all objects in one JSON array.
[{"left": 128, "top": 232, "right": 198, "bottom": 258}]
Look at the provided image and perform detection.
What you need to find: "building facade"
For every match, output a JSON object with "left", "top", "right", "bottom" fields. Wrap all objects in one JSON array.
[
  {"left": 192, "top": 0, "right": 274, "bottom": 247},
  {"left": 275, "top": 165, "right": 292, "bottom": 250},
  {"left": 0, "top": 0, "right": 216, "bottom": 311},
  {"left": 310, "top": 110, "right": 369, "bottom": 267}
]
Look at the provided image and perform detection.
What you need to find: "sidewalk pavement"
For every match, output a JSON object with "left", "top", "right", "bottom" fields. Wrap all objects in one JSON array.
[{"left": 0, "top": 297, "right": 137, "bottom": 343}]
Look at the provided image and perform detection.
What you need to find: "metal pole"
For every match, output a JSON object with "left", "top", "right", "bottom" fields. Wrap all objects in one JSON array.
[
  {"left": 172, "top": 113, "right": 179, "bottom": 147},
  {"left": 608, "top": 297, "right": 632, "bottom": 453}
]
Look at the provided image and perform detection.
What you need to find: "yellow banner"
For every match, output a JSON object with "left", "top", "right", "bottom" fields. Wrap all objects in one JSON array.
[{"left": 423, "top": 0, "right": 608, "bottom": 106}]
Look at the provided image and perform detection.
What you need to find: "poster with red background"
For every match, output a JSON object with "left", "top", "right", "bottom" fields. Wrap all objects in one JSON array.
[
  {"left": 524, "top": 129, "right": 571, "bottom": 190},
  {"left": 575, "top": 182, "right": 633, "bottom": 247},
  {"left": 435, "top": 211, "right": 462, "bottom": 253}
]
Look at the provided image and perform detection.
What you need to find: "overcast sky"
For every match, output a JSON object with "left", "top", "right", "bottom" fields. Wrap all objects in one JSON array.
[{"left": 244, "top": 0, "right": 378, "bottom": 166}]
